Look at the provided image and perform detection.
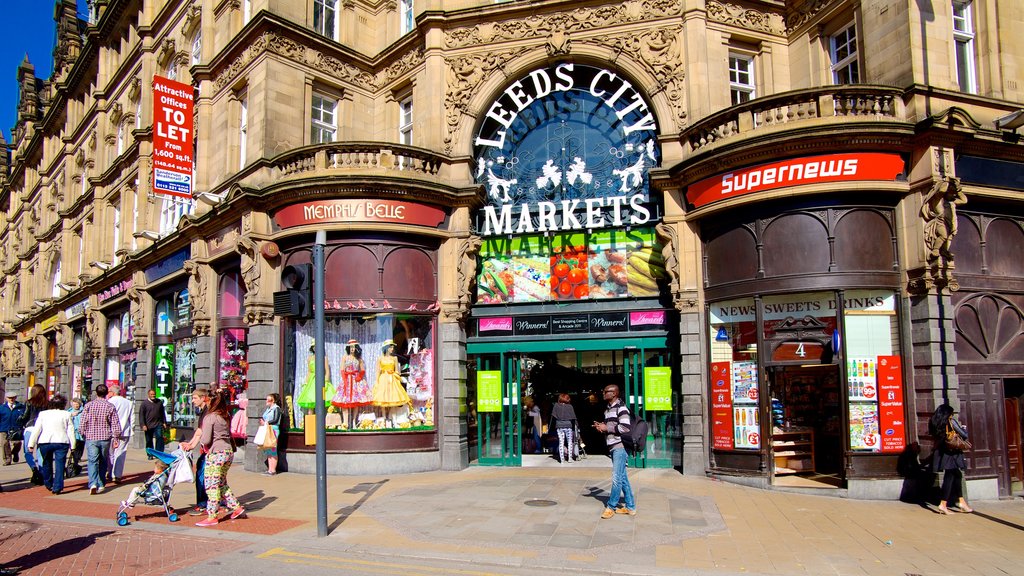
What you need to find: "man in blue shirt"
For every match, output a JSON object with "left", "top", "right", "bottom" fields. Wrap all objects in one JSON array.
[{"left": 0, "top": 392, "right": 25, "bottom": 466}]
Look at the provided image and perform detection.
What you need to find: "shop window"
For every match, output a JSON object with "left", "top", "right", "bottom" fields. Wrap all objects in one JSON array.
[
  {"left": 220, "top": 272, "right": 245, "bottom": 318},
  {"left": 708, "top": 297, "right": 760, "bottom": 451},
  {"left": 172, "top": 337, "right": 197, "bottom": 427},
  {"left": 830, "top": 22, "right": 860, "bottom": 84},
  {"left": 288, "top": 315, "right": 435, "bottom": 433},
  {"left": 218, "top": 272, "right": 248, "bottom": 403},
  {"left": 842, "top": 290, "right": 904, "bottom": 454},
  {"left": 952, "top": 1, "right": 977, "bottom": 93},
  {"left": 729, "top": 53, "right": 755, "bottom": 104},
  {"left": 156, "top": 297, "right": 175, "bottom": 335},
  {"left": 46, "top": 340, "right": 58, "bottom": 398}
]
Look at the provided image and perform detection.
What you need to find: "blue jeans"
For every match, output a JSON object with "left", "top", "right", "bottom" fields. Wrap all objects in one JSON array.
[
  {"left": 606, "top": 446, "right": 635, "bottom": 511},
  {"left": 23, "top": 429, "right": 37, "bottom": 470},
  {"left": 37, "top": 442, "right": 69, "bottom": 493},
  {"left": 194, "top": 452, "right": 207, "bottom": 507},
  {"left": 86, "top": 439, "right": 111, "bottom": 489}
]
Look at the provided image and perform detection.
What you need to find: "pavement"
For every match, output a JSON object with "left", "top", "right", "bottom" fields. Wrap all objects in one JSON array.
[{"left": 2, "top": 446, "right": 1024, "bottom": 576}]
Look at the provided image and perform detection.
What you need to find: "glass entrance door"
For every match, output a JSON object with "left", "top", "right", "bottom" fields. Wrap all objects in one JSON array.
[{"left": 471, "top": 353, "right": 523, "bottom": 466}]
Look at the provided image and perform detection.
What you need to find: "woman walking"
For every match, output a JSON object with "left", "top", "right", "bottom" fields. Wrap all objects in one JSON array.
[
  {"left": 181, "top": 389, "right": 245, "bottom": 526},
  {"left": 18, "top": 384, "right": 49, "bottom": 485},
  {"left": 260, "top": 393, "right": 282, "bottom": 475},
  {"left": 929, "top": 403, "right": 974, "bottom": 514},
  {"left": 27, "top": 394, "right": 75, "bottom": 494},
  {"left": 550, "top": 393, "right": 579, "bottom": 463}
]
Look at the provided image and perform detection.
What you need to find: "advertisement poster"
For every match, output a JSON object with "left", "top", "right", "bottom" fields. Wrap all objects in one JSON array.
[
  {"left": 847, "top": 357, "right": 878, "bottom": 401},
  {"left": 643, "top": 367, "right": 672, "bottom": 411},
  {"left": 477, "top": 371, "right": 502, "bottom": 413},
  {"left": 153, "top": 344, "right": 174, "bottom": 406},
  {"left": 732, "top": 360, "right": 760, "bottom": 449},
  {"left": 876, "top": 355, "right": 906, "bottom": 453},
  {"left": 711, "top": 362, "right": 734, "bottom": 449},
  {"left": 849, "top": 403, "right": 880, "bottom": 451},
  {"left": 152, "top": 75, "right": 194, "bottom": 198}
]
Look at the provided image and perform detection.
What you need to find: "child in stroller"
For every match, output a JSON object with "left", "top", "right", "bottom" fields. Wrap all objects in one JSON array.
[{"left": 116, "top": 448, "right": 193, "bottom": 525}]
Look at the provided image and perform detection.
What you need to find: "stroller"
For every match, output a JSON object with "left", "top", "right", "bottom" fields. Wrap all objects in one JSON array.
[
  {"left": 575, "top": 424, "right": 587, "bottom": 460},
  {"left": 115, "top": 448, "right": 194, "bottom": 526}
]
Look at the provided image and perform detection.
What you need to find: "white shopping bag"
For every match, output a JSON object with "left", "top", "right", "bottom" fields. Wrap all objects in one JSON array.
[{"left": 253, "top": 424, "right": 268, "bottom": 446}]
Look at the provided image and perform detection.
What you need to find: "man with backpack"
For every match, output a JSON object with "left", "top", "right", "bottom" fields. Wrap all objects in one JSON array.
[{"left": 593, "top": 384, "right": 636, "bottom": 518}]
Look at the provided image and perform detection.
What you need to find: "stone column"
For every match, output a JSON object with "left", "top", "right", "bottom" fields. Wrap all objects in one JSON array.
[
  {"left": 439, "top": 321, "right": 468, "bottom": 470},
  {"left": 678, "top": 306, "right": 705, "bottom": 474},
  {"left": 243, "top": 321, "right": 277, "bottom": 472}
]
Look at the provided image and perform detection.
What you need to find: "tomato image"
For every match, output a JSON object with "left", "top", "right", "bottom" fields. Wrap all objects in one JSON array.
[
  {"left": 558, "top": 281, "right": 573, "bottom": 297},
  {"left": 568, "top": 267, "right": 586, "bottom": 284},
  {"left": 573, "top": 284, "right": 589, "bottom": 298},
  {"left": 553, "top": 263, "right": 570, "bottom": 278}
]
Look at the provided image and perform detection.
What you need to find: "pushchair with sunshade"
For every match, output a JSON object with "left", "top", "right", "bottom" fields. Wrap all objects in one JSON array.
[{"left": 115, "top": 448, "right": 194, "bottom": 526}]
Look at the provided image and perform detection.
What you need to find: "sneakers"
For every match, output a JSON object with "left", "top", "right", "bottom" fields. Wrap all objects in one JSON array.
[
  {"left": 187, "top": 506, "right": 206, "bottom": 517},
  {"left": 615, "top": 507, "right": 637, "bottom": 516},
  {"left": 230, "top": 507, "right": 247, "bottom": 520},
  {"left": 600, "top": 508, "right": 615, "bottom": 519},
  {"left": 195, "top": 516, "right": 219, "bottom": 527},
  {"left": 89, "top": 485, "right": 103, "bottom": 495}
]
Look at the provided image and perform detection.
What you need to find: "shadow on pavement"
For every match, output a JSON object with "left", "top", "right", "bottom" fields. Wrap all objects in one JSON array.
[
  {"left": 0, "top": 529, "right": 114, "bottom": 573},
  {"left": 329, "top": 480, "right": 389, "bottom": 534},
  {"left": 236, "top": 490, "right": 277, "bottom": 512},
  {"left": 972, "top": 511, "right": 1024, "bottom": 532}
]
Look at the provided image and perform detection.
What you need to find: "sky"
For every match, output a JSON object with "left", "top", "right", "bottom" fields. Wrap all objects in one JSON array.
[{"left": 1, "top": 1, "right": 89, "bottom": 145}]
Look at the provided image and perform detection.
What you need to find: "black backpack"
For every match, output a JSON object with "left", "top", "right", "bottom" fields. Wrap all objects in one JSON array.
[{"left": 620, "top": 409, "right": 649, "bottom": 456}]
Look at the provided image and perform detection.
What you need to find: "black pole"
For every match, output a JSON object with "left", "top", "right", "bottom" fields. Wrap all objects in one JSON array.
[{"left": 314, "top": 230, "right": 328, "bottom": 536}]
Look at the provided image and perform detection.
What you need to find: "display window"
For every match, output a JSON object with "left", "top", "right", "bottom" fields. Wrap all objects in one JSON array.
[
  {"left": 288, "top": 314, "right": 435, "bottom": 433},
  {"left": 708, "top": 297, "right": 760, "bottom": 451},
  {"left": 217, "top": 272, "right": 248, "bottom": 404},
  {"left": 45, "top": 339, "right": 58, "bottom": 398},
  {"left": 71, "top": 328, "right": 90, "bottom": 400},
  {"left": 477, "top": 228, "right": 664, "bottom": 304},
  {"left": 154, "top": 290, "right": 195, "bottom": 425}
]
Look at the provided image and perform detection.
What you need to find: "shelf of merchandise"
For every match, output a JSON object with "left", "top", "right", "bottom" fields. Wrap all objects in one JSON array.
[{"left": 772, "top": 427, "right": 815, "bottom": 475}]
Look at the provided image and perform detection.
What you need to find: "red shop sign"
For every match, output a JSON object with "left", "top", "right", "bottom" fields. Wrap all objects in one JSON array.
[
  {"left": 273, "top": 200, "right": 446, "bottom": 229},
  {"left": 711, "top": 361, "right": 734, "bottom": 450},
  {"left": 876, "top": 355, "right": 906, "bottom": 454},
  {"left": 687, "top": 152, "right": 905, "bottom": 209}
]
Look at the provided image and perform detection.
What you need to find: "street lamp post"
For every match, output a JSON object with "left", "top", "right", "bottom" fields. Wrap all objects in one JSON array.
[{"left": 314, "top": 230, "right": 328, "bottom": 536}]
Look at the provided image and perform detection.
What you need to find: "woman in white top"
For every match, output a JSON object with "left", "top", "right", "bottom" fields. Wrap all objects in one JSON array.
[{"left": 28, "top": 394, "right": 76, "bottom": 495}]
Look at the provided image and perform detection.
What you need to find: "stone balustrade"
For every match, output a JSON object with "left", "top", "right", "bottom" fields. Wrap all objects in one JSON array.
[
  {"left": 683, "top": 86, "right": 906, "bottom": 153},
  {"left": 271, "top": 142, "right": 445, "bottom": 179}
]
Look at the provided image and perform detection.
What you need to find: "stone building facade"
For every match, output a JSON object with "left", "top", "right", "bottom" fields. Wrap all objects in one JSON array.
[{"left": 1, "top": 0, "right": 1022, "bottom": 498}]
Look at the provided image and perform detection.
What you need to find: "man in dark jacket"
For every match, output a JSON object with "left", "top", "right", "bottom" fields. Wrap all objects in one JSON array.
[
  {"left": 139, "top": 389, "right": 168, "bottom": 457},
  {"left": 0, "top": 392, "right": 25, "bottom": 465}
]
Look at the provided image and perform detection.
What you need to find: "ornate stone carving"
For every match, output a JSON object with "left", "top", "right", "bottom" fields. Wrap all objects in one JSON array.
[
  {"left": 444, "top": 235, "right": 482, "bottom": 325},
  {"left": 213, "top": 33, "right": 421, "bottom": 93},
  {"left": 184, "top": 260, "right": 209, "bottom": 323},
  {"left": 2, "top": 344, "right": 23, "bottom": 376},
  {"left": 443, "top": 49, "right": 530, "bottom": 154},
  {"left": 707, "top": 1, "right": 784, "bottom": 35},
  {"left": 86, "top": 310, "right": 103, "bottom": 355},
  {"left": 785, "top": 0, "right": 835, "bottom": 34},
  {"left": 590, "top": 27, "right": 687, "bottom": 129},
  {"left": 34, "top": 336, "right": 45, "bottom": 371},
  {"left": 655, "top": 221, "right": 679, "bottom": 295},
  {"left": 236, "top": 235, "right": 261, "bottom": 303},
  {"left": 545, "top": 31, "right": 571, "bottom": 57},
  {"left": 245, "top": 304, "right": 275, "bottom": 326},
  {"left": 443, "top": 0, "right": 684, "bottom": 49},
  {"left": 127, "top": 287, "right": 149, "bottom": 349},
  {"left": 921, "top": 176, "right": 967, "bottom": 271},
  {"left": 55, "top": 324, "right": 70, "bottom": 362}
]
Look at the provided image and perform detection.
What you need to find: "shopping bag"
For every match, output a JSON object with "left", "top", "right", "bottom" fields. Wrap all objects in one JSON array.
[
  {"left": 253, "top": 424, "right": 268, "bottom": 446},
  {"left": 262, "top": 425, "right": 278, "bottom": 449}
]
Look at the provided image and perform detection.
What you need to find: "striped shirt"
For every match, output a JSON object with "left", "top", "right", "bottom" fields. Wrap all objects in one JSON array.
[
  {"left": 603, "top": 398, "right": 631, "bottom": 449},
  {"left": 79, "top": 397, "right": 122, "bottom": 441}
]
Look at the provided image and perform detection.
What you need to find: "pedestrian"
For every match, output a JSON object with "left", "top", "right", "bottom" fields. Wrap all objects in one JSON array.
[
  {"left": 139, "top": 389, "right": 167, "bottom": 457},
  {"left": 18, "top": 384, "right": 49, "bottom": 485},
  {"left": 180, "top": 388, "right": 246, "bottom": 526},
  {"left": 550, "top": 393, "right": 579, "bottom": 463},
  {"left": 107, "top": 386, "right": 134, "bottom": 484},
  {"left": 181, "top": 386, "right": 211, "bottom": 517},
  {"left": 592, "top": 384, "right": 636, "bottom": 518},
  {"left": 260, "top": 393, "right": 282, "bottom": 475},
  {"left": 929, "top": 403, "right": 974, "bottom": 514},
  {"left": 27, "top": 394, "right": 76, "bottom": 495},
  {"left": 78, "top": 383, "right": 122, "bottom": 495},
  {"left": 66, "top": 398, "right": 85, "bottom": 474},
  {"left": 524, "top": 396, "right": 542, "bottom": 454},
  {"left": 0, "top": 391, "right": 25, "bottom": 466}
]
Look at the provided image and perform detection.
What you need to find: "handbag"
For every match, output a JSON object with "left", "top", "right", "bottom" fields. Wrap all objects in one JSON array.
[
  {"left": 253, "top": 424, "right": 267, "bottom": 446},
  {"left": 8, "top": 426, "right": 23, "bottom": 442},
  {"left": 945, "top": 422, "right": 972, "bottom": 451},
  {"left": 262, "top": 425, "right": 278, "bottom": 449}
]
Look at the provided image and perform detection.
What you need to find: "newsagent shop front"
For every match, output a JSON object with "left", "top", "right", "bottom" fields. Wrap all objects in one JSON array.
[
  {"left": 465, "top": 62, "right": 681, "bottom": 468},
  {"left": 691, "top": 153, "right": 912, "bottom": 494}
]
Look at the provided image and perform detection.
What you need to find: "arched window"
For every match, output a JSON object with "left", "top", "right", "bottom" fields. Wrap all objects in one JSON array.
[
  {"left": 218, "top": 271, "right": 248, "bottom": 402},
  {"left": 219, "top": 271, "right": 245, "bottom": 318}
]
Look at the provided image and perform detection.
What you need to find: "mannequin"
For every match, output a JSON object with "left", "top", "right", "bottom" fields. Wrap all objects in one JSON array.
[
  {"left": 296, "top": 341, "right": 335, "bottom": 412},
  {"left": 371, "top": 340, "right": 411, "bottom": 427},
  {"left": 331, "top": 339, "right": 372, "bottom": 429}
]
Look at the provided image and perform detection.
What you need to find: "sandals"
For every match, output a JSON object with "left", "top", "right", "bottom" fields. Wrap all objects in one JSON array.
[
  {"left": 956, "top": 506, "right": 974, "bottom": 513},
  {"left": 937, "top": 506, "right": 951, "bottom": 515}
]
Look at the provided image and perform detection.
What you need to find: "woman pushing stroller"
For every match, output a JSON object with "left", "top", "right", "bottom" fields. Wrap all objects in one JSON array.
[{"left": 179, "top": 388, "right": 246, "bottom": 527}]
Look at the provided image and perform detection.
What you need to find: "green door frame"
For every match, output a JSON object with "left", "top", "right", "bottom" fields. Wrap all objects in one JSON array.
[{"left": 469, "top": 336, "right": 671, "bottom": 468}]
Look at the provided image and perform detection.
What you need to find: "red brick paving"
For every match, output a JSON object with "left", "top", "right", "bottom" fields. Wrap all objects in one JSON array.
[
  {"left": 0, "top": 514, "right": 247, "bottom": 575},
  {"left": 0, "top": 474, "right": 305, "bottom": 536}
]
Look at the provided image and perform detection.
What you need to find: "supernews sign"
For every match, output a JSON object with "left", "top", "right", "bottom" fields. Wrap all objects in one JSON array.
[
  {"left": 152, "top": 76, "right": 195, "bottom": 198},
  {"left": 687, "top": 152, "right": 905, "bottom": 208}
]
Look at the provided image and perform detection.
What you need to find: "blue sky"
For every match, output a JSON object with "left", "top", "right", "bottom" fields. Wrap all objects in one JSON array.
[{"left": 2, "top": 2, "right": 88, "bottom": 144}]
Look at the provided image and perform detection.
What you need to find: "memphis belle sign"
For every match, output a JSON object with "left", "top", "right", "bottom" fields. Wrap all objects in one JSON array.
[
  {"left": 687, "top": 152, "right": 905, "bottom": 209},
  {"left": 473, "top": 63, "right": 660, "bottom": 238}
]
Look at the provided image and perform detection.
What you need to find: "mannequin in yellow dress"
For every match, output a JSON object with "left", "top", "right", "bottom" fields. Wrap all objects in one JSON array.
[{"left": 371, "top": 340, "right": 411, "bottom": 427}]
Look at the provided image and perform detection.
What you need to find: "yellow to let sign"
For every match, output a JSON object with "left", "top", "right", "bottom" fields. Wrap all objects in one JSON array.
[{"left": 477, "top": 371, "right": 503, "bottom": 413}]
